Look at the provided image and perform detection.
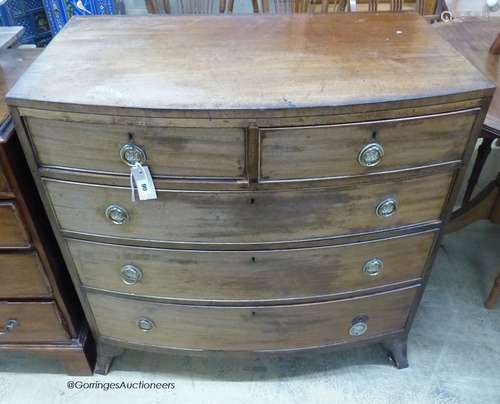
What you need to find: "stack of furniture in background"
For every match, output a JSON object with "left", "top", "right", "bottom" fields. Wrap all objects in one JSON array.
[{"left": 0, "top": 26, "right": 94, "bottom": 374}]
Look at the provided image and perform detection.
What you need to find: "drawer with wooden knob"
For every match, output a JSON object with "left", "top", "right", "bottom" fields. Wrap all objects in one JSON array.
[
  {"left": 44, "top": 171, "right": 452, "bottom": 246},
  {"left": 68, "top": 230, "right": 435, "bottom": 303},
  {"left": 0, "top": 301, "right": 69, "bottom": 343},
  {"left": 87, "top": 285, "right": 418, "bottom": 351},
  {"left": 259, "top": 109, "right": 478, "bottom": 182},
  {"left": 0, "top": 201, "right": 30, "bottom": 248},
  {"left": 25, "top": 118, "right": 246, "bottom": 179},
  {"left": 0, "top": 251, "right": 52, "bottom": 298}
]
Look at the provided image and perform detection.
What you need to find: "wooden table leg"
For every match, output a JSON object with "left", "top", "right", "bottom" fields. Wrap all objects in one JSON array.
[
  {"left": 447, "top": 175, "right": 500, "bottom": 234},
  {"left": 462, "top": 134, "right": 494, "bottom": 205}
]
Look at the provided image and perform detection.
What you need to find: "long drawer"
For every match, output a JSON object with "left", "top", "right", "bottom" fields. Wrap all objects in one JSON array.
[
  {"left": 0, "top": 201, "right": 30, "bottom": 248},
  {"left": 0, "top": 251, "right": 51, "bottom": 298},
  {"left": 69, "top": 231, "right": 435, "bottom": 302},
  {"left": 45, "top": 172, "right": 453, "bottom": 244},
  {"left": 88, "top": 286, "right": 418, "bottom": 351},
  {"left": 0, "top": 301, "right": 69, "bottom": 343},
  {"left": 260, "top": 109, "right": 477, "bottom": 182},
  {"left": 45, "top": 172, "right": 452, "bottom": 245},
  {"left": 26, "top": 118, "right": 246, "bottom": 179}
]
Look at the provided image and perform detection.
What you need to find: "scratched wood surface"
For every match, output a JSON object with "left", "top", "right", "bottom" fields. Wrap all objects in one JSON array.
[
  {"left": 69, "top": 231, "right": 434, "bottom": 303},
  {"left": 44, "top": 171, "right": 452, "bottom": 245},
  {"left": 7, "top": 14, "right": 493, "bottom": 114}
]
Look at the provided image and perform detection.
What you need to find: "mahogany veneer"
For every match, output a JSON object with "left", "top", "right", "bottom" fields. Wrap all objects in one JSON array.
[{"left": 7, "top": 13, "right": 494, "bottom": 374}]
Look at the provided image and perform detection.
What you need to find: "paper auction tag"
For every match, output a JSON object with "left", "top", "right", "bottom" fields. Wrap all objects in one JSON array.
[{"left": 130, "top": 163, "right": 157, "bottom": 201}]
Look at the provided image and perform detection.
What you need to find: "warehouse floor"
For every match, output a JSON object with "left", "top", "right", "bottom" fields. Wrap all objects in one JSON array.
[{"left": 0, "top": 221, "right": 499, "bottom": 404}]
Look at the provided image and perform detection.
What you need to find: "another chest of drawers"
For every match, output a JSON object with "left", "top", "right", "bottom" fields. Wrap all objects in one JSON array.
[
  {"left": 0, "top": 48, "right": 94, "bottom": 375},
  {"left": 7, "top": 13, "right": 495, "bottom": 374}
]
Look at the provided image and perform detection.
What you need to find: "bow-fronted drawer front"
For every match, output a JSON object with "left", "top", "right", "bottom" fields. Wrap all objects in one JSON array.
[
  {"left": 69, "top": 231, "right": 435, "bottom": 303},
  {"left": 88, "top": 285, "right": 418, "bottom": 351},
  {"left": 25, "top": 118, "right": 246, "bottom": 180},
  {"left": 44, "top": 171, "right": 452, "bottom": 246},
  {"left": 260, "top": 109, "right": 477, "bottom": 182}
]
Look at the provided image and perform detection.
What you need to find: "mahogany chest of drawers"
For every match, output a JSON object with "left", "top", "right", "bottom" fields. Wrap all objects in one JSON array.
[
  {"left": 0, "top": 48, "right": 93, "bottom": 375},
  {"left": 7, "top": 13, "right": 494, "bottom": 374}
]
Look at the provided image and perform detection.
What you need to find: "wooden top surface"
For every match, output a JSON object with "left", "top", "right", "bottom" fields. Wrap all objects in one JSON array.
[
  {"left": 0, "top": 26, "right": 24, "bottom": 51},
  {"left": 0, "top": 48, "right": 42, "bottom": 140},
  {"left": 435, "top": 17, "right": 500, "bottom": 132},
  {"left": 7, "top": 13, "right": 494, "bottom": 115}
]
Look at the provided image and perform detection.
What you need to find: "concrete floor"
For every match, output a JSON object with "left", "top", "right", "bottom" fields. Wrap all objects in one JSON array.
[{"left": 0, "top": 221, "right": 499, "bottom": 404}]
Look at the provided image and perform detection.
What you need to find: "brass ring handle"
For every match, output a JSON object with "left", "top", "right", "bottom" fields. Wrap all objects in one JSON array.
[
  {"left": 120, "top": 143, "right": 147, "bottom": 166},
  {"left": 120, "top": 264, "right": 143, "bottom": 285},
  {"left": 376, "top": 197, "right": 398, "bottom": 217},
  {"left": 136, "top": 317, "right": 155, "bottom": 332},
  {"left": 363, "top": 258, "right": 384, "bottom": 277},
  {"left": 0, "top": 319, "right": 18, "bottom": 335},
  {"left": 349, "top": 315, "right": 368, "bottom": 337},
  {"left": 358, "top": 142, "right": 384, "bottom": 167},
  {"left": 105, "top": 204, "right": 129, "bottom": 225}
]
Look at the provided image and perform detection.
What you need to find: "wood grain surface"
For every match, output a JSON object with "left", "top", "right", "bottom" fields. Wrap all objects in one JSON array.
[
  {"left": 45, "top": 171, "right": 452, "bottom": 245},
  {"left": 0, "top": 201, "right": 30, "bottom": 247},
  {"left": 68, "top": 231, "right": 434, "bottom": 302},
  {"left": 26, "top": 118, "right": 246, "bottom": 178},
  {"left": 0, "top": 301, "right": 69, "bottom": 343},
  {"left": 260, "top": 109, "right": 477, "bottom": 181},
  {"left": 0, "top": 252, "right": 52, "bottom": 298},
  {"left": 435, "top": 17, "right": 500, "bottom": 132},
  {"left": 7, "top": 14, "right": 493, "bottom": 114},
  {"left": 87, "top": 286, "right": 418, "bottom": 351},
  {"left": 0, "top": 49, "right": 42, "bottom": 129}
]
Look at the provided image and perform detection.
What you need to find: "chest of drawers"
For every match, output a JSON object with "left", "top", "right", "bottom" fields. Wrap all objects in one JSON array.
[
  {"left": 7, "top": 13, "right": 494, "bottom": 374},
  {"left": 0, "top": 48, "right": 93, "bottom": 375}
]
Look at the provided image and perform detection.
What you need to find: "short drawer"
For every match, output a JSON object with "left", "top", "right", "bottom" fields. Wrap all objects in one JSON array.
[
  {"left": 26, "top": 118, "right": 246, "bottom": 179},
  {"left": 69, "top": 231, "right": 435, "bottom": 302},
  {"left": 45, "top": 171, "right": 452, "bottom": 245},
  {"left": 260, "top": 109, "right": 477, "bottom": 182},
  {"left": 88, "top": 286, "right": 418, "bottom": 351},
  {"left": 0, "top": 201, "right": 30, "bottom": 247},
  {"left": 0, "top": 301, "right": 69, "bottom": 343},
  {"left": 0, "top": 252, "right": 51, "bottom": 298}
]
